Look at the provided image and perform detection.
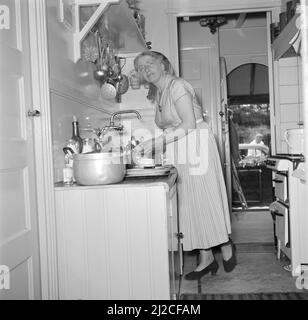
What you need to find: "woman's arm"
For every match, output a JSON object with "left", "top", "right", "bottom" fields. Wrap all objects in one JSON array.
[{"left": 135, "top": 92, "right": 197, "bottom": 156}]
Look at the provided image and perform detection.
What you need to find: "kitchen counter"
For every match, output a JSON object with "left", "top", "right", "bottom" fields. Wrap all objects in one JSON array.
[
  {"left": 54, "top": 165, "right": 180, "bottom": 300},
  {"left": 54, "top": 166, "right": 178, "bottom": 191}
]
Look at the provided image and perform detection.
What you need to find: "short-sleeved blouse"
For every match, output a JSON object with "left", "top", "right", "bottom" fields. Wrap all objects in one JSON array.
[{"left": 155, "top": 76, "right": 203, "bottom": 130}]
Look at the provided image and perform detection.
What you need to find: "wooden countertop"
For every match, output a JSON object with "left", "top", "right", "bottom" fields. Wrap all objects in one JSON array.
[{"left": 54, "top": 166, "right": 178, "bottom": 191}]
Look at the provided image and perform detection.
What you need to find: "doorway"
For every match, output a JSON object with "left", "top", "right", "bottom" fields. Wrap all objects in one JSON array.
[
  {"left": 227, "top": 63, "right": 273, "bottom": 210},
  {"left": 177, "top": 11, "right": 274, "bottom": 210},
  {"left": 177, "top": 11, "right": 277, "bottom": 245},
  {"left": 174, "top": 7, "right": 296, "bottom": 297}
]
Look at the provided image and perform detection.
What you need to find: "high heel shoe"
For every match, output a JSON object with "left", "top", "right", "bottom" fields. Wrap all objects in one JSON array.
[
  {"left": 184, "top": 259, "right": 219, "bottom": 281},
  {"left": 223, "top": 238, "right": 237, "bottom": 273}
]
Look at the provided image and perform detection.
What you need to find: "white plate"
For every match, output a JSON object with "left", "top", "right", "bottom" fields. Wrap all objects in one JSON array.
[{"left": 126, "top": 166, "right": 172, "bottom": 177}]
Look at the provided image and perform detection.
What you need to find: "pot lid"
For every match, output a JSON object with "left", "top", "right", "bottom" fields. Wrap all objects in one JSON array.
[{"left": 74, "top": 152, "right": 124, "bottom": 161}]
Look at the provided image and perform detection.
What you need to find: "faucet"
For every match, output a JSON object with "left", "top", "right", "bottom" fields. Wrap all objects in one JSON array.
[
  {"left": 81, "top": 110, "right": 142, "bottom": 143},
  {"left": 109, "top": 110, "right": 142, "bottom": 126}
]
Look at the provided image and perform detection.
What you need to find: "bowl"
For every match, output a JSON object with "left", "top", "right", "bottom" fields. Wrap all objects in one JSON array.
[{"left": 73, "top": 152, "right": 126, "bottom": 185}]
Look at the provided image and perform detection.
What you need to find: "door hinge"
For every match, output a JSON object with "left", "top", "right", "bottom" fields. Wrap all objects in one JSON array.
[
  {"left": 27, "top": 109, "right": 41, "bottom": 117},
  {"left": 176, "top": 232, "right": 184, "bottom": 239}
]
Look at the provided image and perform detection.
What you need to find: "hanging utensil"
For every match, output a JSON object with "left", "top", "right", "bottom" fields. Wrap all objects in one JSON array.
[
  {"left": 93, "top": 69, "right": 108, "bottom": 83},
  {"left": 93, "top": 34, "right": 109, "bottom": 83},
  {"left": 101, "top": 78, "right": 118, "bottom": 100},
  {"left": 117, "top": 74, "right": 129, "bottom": 95}
]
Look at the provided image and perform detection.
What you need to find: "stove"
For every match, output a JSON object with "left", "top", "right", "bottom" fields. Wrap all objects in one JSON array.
[
  {"left": 266, "top": 153, "right": 305, "bottom": 268},
  {"left": 266, "top": 154, "right": 304, "bottom": 171}
]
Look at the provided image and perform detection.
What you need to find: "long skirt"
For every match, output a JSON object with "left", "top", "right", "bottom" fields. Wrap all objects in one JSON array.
[{"left": 165, "top": 120, "right": 231, "bottom": 251}]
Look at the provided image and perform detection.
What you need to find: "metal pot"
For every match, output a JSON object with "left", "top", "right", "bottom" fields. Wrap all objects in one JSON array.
[
  {"left": 73, "top": 152, "right": 126, "bottom": 185},
  {"left": 284, "top": 128, "right": 304, "bottom": 154},
  {"left": 93, "top": 69, "right": 108, "bottom": 83},
  {"left": 117, "top": 74, "right": 129, "bottom": 95},
  {"left": 101, "top": 79, "right": 117, "bottom": 100}
]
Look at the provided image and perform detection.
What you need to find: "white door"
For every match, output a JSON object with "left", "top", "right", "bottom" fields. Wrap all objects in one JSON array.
[
  {"left": 178, "top": 29, "right": 223, "bottom": 162},
  {"left": 0, "top": 0, "right": 41, "bottom": 299}
]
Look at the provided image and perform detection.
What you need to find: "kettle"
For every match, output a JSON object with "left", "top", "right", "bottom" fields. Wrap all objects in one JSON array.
[{"left": 284, "top": 128, "right": 304, "bottom": 155}]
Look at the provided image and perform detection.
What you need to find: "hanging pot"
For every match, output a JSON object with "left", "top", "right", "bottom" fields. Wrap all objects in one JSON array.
[
  {"left": 101, "top": 78, "right": 117, "bottom": 100},
  {"left": 93, "top": 69, "right": 108, "bottom": 83},
  {"left": 284, "top": 128, "right": 304, "bottom": 155},
  {"left": 117, "top": 74, "right": 129, "bottom": 95}
]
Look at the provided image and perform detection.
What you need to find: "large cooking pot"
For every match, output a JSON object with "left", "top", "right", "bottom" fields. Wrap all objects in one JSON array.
[
  {"left": 284, "top": 128, "right": 304, "bottom": 155},
  {"left": 73, "top": 152, "right": 126, "bottom": 185}
]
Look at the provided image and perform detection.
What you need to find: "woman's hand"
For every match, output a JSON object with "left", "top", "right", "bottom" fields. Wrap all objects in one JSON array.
[
  {"left": 137, "top": 136, "right": 164, "bottom": 156},
  {"left": 131, "top": 136, "right": 164, "bottom": 166},
  {"left": 138, "top": 139, "right": 154, "bottom": 156},
  {"left": 131, "top": 140, "right": 152, "bottom": 166}
]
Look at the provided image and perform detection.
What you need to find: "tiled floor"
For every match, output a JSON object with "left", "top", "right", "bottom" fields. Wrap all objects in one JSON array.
[{"left": 178, "top": 210, "right": 302, "bottom": 297}]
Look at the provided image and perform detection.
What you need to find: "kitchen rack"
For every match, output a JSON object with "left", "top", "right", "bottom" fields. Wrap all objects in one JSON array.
[
  {"left": 271, "top": 13, "right": 301, "bottom": 60},
  {"left": 58, "top": 0, "right": 147, "bottom": 62}
]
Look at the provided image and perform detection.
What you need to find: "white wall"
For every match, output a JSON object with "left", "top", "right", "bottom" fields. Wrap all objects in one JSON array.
[
  {"left": 47, "top": 0, "right": 117, "bottom": 181},
  {"left": 140, "top": 0, "right": 172, "bottom": 60},
  {"left": 276, "top": 56, "right": 303, "bottom": 153}
]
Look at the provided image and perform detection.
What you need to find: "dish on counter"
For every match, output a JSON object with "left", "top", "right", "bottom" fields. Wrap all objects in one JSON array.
[
  {"left": 135, "top": 157, "right": 155, "bottom": 168},
  {"left": 125, "top": 165, "right": 173, "bottom": 177}
]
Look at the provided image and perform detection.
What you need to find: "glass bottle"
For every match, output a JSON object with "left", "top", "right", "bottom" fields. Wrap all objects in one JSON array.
[
  {"left": 71, "top": 116, "right": 83, "bottom": 153},
  {"left": 82, "top": 138, "right": 94, "bottom": 153},
  {"left": 63, "top": 155, "right": 74, "bottom": 185}
]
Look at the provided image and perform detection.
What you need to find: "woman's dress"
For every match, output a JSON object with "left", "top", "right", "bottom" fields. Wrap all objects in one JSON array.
[{"left": 155, "top": 76, "right": 231, "bottom": 251}]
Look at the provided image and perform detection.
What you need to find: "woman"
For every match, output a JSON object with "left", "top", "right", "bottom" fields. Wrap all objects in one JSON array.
[
  {"left": 132, "top": 51, "right": 236, "bottom": 280},
  {"left": 247, "top": 133, "right": 269, "bottom": 157}
]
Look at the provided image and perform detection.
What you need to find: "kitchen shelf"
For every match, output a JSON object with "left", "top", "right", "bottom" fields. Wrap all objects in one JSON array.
[
  {"left": 58, "top": 0, "right": 147, "bottom": 62},
  {"left": 271, "top": 13, "right": 301, "bottom": 60}
]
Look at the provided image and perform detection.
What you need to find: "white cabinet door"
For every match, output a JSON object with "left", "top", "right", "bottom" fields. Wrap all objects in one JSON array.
[
  {"left": 0, "top": 0, "right": 41, "bottom": 299},
  {"left": 289, "top": 171, "right": 308, "bottom": 275},
  {"left": 55, "top": 184, "right": 176, "bottom": 300}
]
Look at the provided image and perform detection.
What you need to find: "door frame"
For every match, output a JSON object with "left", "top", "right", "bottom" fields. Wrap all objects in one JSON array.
[
  {"left": 28, "top": 0, "right": 58, "bottom": 299},
  {"left": 167, "top": 3, "right": 280, "bottom": 198},
  {"left": 25, "top": 1, "right": 284, "bottom": 299}
]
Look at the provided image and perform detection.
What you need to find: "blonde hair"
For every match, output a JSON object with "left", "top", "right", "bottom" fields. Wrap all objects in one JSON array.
[{"left": 134, "top": 51, "right": 175, "bottom": 102}]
